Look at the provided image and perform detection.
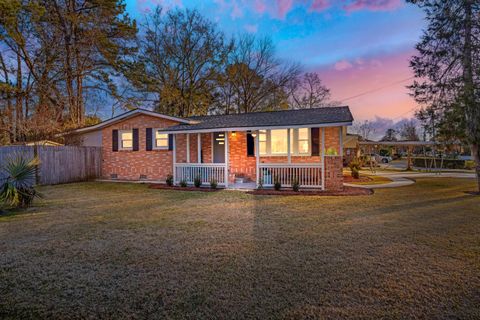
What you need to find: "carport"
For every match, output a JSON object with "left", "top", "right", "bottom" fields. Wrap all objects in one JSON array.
[{"left": 358, "top": 140, "right": 439, "bottom": 171}]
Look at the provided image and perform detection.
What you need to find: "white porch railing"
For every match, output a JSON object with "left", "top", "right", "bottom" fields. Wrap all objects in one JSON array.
[
  {"left": 258, "top": 163, "right": 323, "bottom": 188},
  {"left": 174, "top": 163, "right": 226, "bottom": 186}
]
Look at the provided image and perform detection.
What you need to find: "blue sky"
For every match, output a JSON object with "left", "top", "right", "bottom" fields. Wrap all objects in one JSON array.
[{"left": 124, "top": 0, "right": 426, "bottom": 122}]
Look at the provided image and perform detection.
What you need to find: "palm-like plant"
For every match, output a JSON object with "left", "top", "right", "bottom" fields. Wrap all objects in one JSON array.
[{"left": 0, "top": 154, "right": 40, "bottom": 209}]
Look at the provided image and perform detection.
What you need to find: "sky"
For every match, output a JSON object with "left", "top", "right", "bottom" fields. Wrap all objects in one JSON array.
[{"left": 124, "top": 0, "right": 426, "bottom": 128}]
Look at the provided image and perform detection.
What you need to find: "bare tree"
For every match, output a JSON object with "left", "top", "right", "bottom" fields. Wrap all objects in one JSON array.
[
  {"left": 226, "top": 35, "right": 301, "bottom": 113},
  {"left": 353, "top": 120, "right": 376, "bottom": 140},
  {"left": 290, "top": 72, "right": 331, "bottom": 109}
]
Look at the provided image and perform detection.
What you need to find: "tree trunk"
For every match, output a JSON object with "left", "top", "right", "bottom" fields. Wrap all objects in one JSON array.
[
  {"left": 471, "top": 143, "right": 480, "bottom": 194},
  {"left": 462, "top": 1, "right": 479, "bottom": 193}
]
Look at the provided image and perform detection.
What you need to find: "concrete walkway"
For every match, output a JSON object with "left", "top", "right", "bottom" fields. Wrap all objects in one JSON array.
[{"left": 344, "top": 170, "right": 476, "bottom": 189}]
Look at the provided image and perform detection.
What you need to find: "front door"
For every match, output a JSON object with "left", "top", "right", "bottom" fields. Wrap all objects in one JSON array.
[{"left": 213, "top": 132, "right": 225, "bottom": 163}]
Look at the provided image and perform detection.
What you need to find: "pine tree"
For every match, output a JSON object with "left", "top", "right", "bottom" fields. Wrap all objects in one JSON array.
[{"left": 409, "top": 0, "right": 480, "bottom": 193}]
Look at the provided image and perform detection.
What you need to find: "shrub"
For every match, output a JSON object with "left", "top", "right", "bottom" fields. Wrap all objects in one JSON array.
[
  {"left": 179, "top": 180, "right": 187, "bottom": 187},
  {"left": 326, "top": 147, "right": 338, "bottom": 156},
  {"left": 351, "top": 167, "right": 360, "bottom": 179},
  {"left": 166, "top": 174, "right": 174, "bottom": 186},
  {"left": 274, "top": 176, "right": 281, "bottom": 191},
  {"left": 0, "top": 154, "right": 40, "bottom": 209},
  {"left": 194, "top": 175, "right": 202, "bottom": 188},
  {"left": 348, "top": 159, "right": 361, "bottom": 179},
  {"left": 257, "top": 176, "right": 263, "bottom": 189},
  {"left": 292, "top": 178, "right": 300, "bottom": 192},
  {"left": 210, "top": 178, "right": 217, "bottom": 190},
  {"left": 465, "top": 160, "right": 476, "bottom": 170}
]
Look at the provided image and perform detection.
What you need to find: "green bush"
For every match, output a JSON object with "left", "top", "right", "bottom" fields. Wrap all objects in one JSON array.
[
  {"left": 274, "top": 176, "right": 281, "bottom": 191},
  {"left": 0, "top": 154, "right": 40, "bottom": 209},
  {"left": 257, "top": 176, "right": 263, "bottom": 190},
  {"left": 465, "top": 160, "right": 476, "bottom": 170},
  {"left": 326, "top": 148, "right": 338, "bottom": 156},
  {"left": 166, "top": 174, "right": 174, "bottom": 186},
  {"left": 292, "top": 178, "right": 300, "bottom": 192},
  {"left": 194, "top": 175, "right": 201, "bottom": 188},
  {"left": 179, "top": 180, "right": 187, "bottom": 187},
  {"left": 210, "top": 178, "right": 217, "bottom": 190},
  {"left": 348, "top": 159, "right": 361, "bottom": 179}
]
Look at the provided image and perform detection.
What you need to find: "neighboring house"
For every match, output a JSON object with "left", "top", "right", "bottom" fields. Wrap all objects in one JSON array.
[
  {"left": 343, "top": 133, "right": 361, "bottom": 165},
  {"left": 68, "top": 107, "right": 353, "bottom": 190}
]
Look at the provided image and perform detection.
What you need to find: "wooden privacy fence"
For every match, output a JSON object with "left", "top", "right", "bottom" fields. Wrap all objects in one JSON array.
[{"left": 0, "top": 146, "right": 102, "bottom": 185}]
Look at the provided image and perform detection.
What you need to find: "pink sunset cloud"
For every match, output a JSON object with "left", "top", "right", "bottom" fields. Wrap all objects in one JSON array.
[
  {"left": 343, "top": 0, "right": 403, "bottom": 12},
  {"left": 315, "top": 49, "right": 417, "bottom": 121}
]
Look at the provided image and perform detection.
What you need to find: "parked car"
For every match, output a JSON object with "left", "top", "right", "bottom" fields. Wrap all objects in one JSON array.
[{"left": 370, "top": 153, "right": 392, "bottom": 164}]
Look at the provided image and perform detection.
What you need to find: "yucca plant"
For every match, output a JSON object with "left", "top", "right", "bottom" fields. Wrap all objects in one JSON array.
[{"left": 0, "top": 154, "right": 40, "bottom": 209}]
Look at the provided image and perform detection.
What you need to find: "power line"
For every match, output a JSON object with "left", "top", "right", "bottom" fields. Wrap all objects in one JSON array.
[{"left": 338, "top": 76, "right": 415, "bottom": 102}]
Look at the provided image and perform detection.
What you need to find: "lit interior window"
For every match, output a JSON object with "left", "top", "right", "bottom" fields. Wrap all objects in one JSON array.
[
  {"left": 121, "top": 131, "right": 132, "bottom": 149},
  {"left": 271, "top": 129, "right": 288, "bottom": 154},
  {"left": 298, "top": 128, "right": 310, "bottom": 154},
  {"left": 155, "top": 131, "right": 169, "bottom": 148},
  {"left": 259, "top": 130, "right": 267, "bottom": 155}
]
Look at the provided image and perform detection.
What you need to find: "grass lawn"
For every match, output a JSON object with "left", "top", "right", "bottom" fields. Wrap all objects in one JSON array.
[{"left": 1, "top": 179, "right": 479, "bottom": 319}]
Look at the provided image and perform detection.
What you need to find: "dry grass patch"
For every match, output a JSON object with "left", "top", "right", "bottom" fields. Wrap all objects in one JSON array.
[{"left": 0, "top": 179, "right": 479, "bottom": 319}]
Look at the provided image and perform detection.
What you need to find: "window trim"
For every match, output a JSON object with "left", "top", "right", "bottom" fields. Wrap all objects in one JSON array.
[
  {"left": 258, "top": 128, "right": 311, "bottom": 157},
  {"left": 119, "top": 129, "right": 133, "bottom": 151},
  {"left": 152, "top": 129, "right": 169, "bottom": 150}
]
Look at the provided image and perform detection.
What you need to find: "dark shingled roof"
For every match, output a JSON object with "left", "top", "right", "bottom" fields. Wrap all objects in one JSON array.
[{"left": 161, "top": 106, "right": 353, "bottom": 132}]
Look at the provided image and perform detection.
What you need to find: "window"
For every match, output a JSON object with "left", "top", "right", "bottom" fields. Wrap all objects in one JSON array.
[
  {"left": 271, "top": 129, "right": 288, "bottom": 154},
  {"left": 257, "top": 128, "right": 311, "bottom": 156},
  {"left": 120, "top": 130, "right": 133, "bottom": 150},
  {"left": 154, "top": 130, "right": 169, "bottom": 149},
  {"left": 297, "top": 128, "right": 310, "bottom": 154},
  {"left": 259, "top": 130, "right": 267, "bottom": 155}
]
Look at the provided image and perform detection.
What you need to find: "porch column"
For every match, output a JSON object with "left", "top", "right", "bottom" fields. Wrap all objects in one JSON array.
[
  {"left": 197, "top": 133, "right": 201, "bottom": 163},
  {"left": 172, "top": 134, "right": 176, "bottom": 184},
  {"left": 224, "top": 131, "right": 229, "bottom": 188},
  {"left": 186, "top": 133, "right": 190, "bottom": 163},
  {"left": 321, "top": 128, "right": 325, "bottom": 191},
  {"left": 255, "top": 131, "right": 260, "bottom": 187},
  {"left": 339, "top": 127, "right": 344, "bottom": 157},
  {"left": 287, "top": 128, "right": 291, "bottom": 164}
]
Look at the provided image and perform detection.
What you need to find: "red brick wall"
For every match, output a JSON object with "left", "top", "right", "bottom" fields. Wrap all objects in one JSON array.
[
  {"left": 175, "top": 133, "right": 212, "bottom": 164},
  {"left": 324, "top": 127, "right": 341, "bottom": 155},
  {"left": 325, "top": 156, "right": 344, "bottom": 191},
  {"left": 102, "top": 114, "right": 179, "bottom": 181},
  {"left": 228, "top": 132, "right": 256, "bottom": 182}
]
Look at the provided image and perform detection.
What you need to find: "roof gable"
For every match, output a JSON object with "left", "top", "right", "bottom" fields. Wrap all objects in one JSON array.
[{"left": 70, "top": 109, "right": 192, "bottom": 134}]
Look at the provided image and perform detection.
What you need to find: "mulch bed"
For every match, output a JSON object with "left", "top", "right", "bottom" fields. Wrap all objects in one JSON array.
[
  {"left": 343, "top": 175, "right": 373, "bottom": 183},
  {"left": 148, "top": 184, "right": 220, "bottom": 192},
  {"left": 247, "top": 186, "right": 373, "bottom": 196}
]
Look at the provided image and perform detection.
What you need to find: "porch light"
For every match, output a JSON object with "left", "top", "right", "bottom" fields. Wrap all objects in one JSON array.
[
  {"left": 251, "top": 131, "right": 257, "bottom": 138},
  {"left": 232, "top": 131, "right": 236, "bottom": 137}
]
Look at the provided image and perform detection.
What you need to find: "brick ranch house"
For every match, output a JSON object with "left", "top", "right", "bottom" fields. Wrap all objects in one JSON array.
[{"left": 68, "top": 107, "right": 354, "bottom": 190}]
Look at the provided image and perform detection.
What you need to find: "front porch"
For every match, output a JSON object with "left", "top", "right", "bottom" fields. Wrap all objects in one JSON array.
[{"left": 170, "top": 128, "right": 344, "bottom": 190}]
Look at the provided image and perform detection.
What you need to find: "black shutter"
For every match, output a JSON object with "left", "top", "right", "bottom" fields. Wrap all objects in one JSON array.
[
  {"left": 112, "top": 130, "right": 118, "bottom": 152},
  {"left": 168, "top": 134, "right": 174, "bottom": 151},
  {"left": 132, "top": 128, "right": 139, "bottom": 151},
  {"left": 311, "top": 128, "right": 320, "bottom": 156},
  {"left": 246, "top": 133, "right": 255, "bottom": 156},
  {"left": 146, "top": 128, "right": 153, "bottom": 151}
]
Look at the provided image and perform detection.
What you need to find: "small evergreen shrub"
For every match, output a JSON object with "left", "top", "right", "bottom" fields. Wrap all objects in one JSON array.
[
  {"left": 166, "top": 174, "right": 174, "bottom": 186},
  {"left": 210, "top": 178, "right": 217, "bottom": 190},
  {"left": 273, "top": 176, "right": 281, "bottom": 191},
  {"left": 179, "top": 180, "right": 187, "bottom": 187},
  {"left": 257, "top": 176, "right": 263, "bottom": 189},
  {"left": 326, "top": 147, "right": 338, "bottom": 156},
  {"left": 465, "top": 160, "right": 476, "bottom": 170},
  {"left": 292, "top": 178, "right": 300, "bottom": 192},
  {"left": 194, "top": 175, "right": 201, "bottom": 188},
  {"left": 348, "top": 158, "right": 361, "bottom": 179}
]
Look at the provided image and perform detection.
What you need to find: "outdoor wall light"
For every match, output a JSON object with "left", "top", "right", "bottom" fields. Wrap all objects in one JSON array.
[
  {"left": 232, "top": 131, "right": 237, "bottom": 137},
  {"left": 251, "top": 131, "right": 257, "bottom": 138}
]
